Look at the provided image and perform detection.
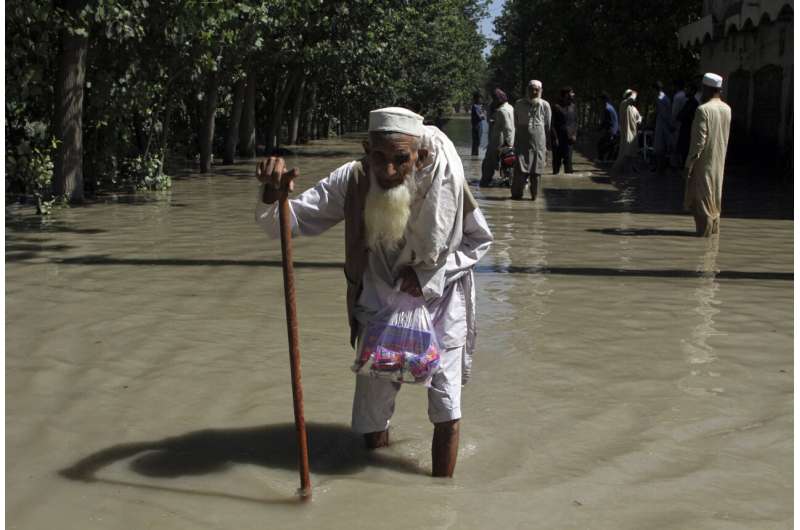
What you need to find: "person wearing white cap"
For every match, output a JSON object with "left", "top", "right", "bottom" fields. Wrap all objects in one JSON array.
[
  {"left": 511, "top": 79, "right": 551, "bottom": 199},
  {"left": 611, "top": 89, "right": 642, "bottom": 175},
  {"left": 254, "top": 106, "right": 494, "bottom": 477},
  {"left": 683, "top": 72, "right": 731, "bottom": 237}
]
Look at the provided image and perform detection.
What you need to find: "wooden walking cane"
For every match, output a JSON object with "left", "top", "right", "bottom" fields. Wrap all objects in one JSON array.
[{"left": 277, "top": 172, "right": 312, "bottom": 499}]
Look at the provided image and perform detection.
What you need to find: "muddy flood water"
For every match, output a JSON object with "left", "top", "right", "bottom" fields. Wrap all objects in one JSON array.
[{"left": 5, "top": 117, "right": 793, "bottom": 529}]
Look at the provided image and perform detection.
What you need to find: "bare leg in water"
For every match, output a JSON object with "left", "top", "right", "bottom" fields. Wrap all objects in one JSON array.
[
  {"left": 432, "top": 419, "right": 460, "bottom": 477},
  {"left": 364, "top": 430, "right": 389, "bottom": 449},
  {"left": 365, "top": 421, "right": 460, "bottom": 478}
]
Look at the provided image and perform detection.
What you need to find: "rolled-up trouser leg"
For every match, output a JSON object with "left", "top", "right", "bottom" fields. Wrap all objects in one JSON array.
[
  {"left": 530, "top": 173, "right": 540, "bottom": 200},
  {"left": 511, "top": 166, "right": 528, "bottom": 199},
  {"left": 480, "top": 151, "right": 497, "bottom": 187},
  {"left": 694, "top": 211, "right": 711, "bottom": 237},
  {"left": 564, "top": 144, "right": 573, "bottom": 173}
]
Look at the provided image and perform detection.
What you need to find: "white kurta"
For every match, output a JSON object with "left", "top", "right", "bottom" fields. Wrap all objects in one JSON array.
[
  {"left": 255, "top": 126, "right": 493, "bottom": 353},
  {"left": 616, "top": 98, "right": 642, "bottom": 159}
]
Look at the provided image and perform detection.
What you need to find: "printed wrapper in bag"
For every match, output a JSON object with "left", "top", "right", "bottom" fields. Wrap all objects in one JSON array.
[{"left": 352, "top": 293, "right": 441, "bottom": 385}]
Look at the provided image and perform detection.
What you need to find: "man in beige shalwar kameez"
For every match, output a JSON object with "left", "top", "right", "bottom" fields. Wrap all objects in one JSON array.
[{"left": 683, "top": 73, "right": 731, "bottom": 237}]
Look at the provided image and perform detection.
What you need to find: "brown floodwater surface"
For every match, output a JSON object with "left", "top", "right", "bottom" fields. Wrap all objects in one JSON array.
[{"left": 5, "top": 117, "right": 792, "bottom": 529}]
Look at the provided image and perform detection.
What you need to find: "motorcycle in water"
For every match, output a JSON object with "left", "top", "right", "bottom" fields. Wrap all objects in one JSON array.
[{"left": 497, "top": 146, "right": 515, "bottom": 188}]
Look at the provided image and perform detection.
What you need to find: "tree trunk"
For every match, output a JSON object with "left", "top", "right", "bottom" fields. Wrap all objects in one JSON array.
[
  {"left": 288, "top": 75, "right": 306, "bottom": 145},
  {"left": 199, "top": 71, "right": 219, "bottom": 173},
  {"left": 267, "top": 69, "right": 301, "bottom": 151},
  {"left": 238, "top": 68, "right": 256, "bottom": 158},
  {"left": 224, "top": 77, "right": 246, "bottom": 164},
  {"left": 53, "top": 0, "right": 89, "bottom": 202},
  {"left": 299, "top": 82, "right": 317, "bottom": 144},
  {"left": 160, "top": 96, "right": 174, "bottom": 163}
]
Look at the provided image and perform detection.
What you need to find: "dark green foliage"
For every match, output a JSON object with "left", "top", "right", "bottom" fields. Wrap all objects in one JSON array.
[
  {"left": 6, "top": 0, "right": 488, "bottom": 208},
  {"left": 487, "top": 0, "right": 702, "bottom": 115}
]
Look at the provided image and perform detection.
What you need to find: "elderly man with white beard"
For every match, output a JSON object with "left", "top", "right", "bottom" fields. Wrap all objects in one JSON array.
[{"left": 254, "top": 107, "right": 493, "bottom": 477}]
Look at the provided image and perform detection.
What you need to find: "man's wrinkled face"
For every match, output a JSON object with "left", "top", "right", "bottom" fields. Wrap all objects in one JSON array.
[
  {"left": 364, "top": 133, "right": 420, "bottom": 190},
  {"left": 528, "top": 86, "right": 541, "bottom": 99}
]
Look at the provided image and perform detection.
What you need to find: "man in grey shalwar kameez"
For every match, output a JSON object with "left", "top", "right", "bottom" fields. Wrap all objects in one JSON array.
[
  {"left": 512, "top": 79, "right": 551, "bottom": 200},
  {"left": 684, "top": 73, "right": 731, "bottom": 237}
]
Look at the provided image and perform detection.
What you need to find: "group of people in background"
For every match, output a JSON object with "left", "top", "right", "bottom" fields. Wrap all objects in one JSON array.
[
  {"left": 469, "top": 72, "right": 731, "bottom": 237},
  {"left": 473, "top": 82, "right": 578, "bottom": 200}
]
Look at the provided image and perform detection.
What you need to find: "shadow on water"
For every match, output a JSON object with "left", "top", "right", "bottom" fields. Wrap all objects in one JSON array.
[
  {"left": 542, "top": 187, "right": 683, "bottom": 215},
  {"left": 285, "top": 150, "right": 359, "bottom": 159},
  {"left": 60, "top": 423, "right": 426, "bottom": 504},
  {"left": 33, "top": 254, "right": 792, "bottom": 281},
  {"left": 5, "top": 243, "right": 76, "bottom": 263},
  {"left": 478, "top": 196, "right": 515, "bottom": 202},
  {"left": 198, "top": 167, "right": 255, "bottom": 178},
  {"left": 562, "top": 141, "right": 794, "bottom": 220},
  {"left": 49, "top": 255, "right": 345, "bottom": 269},
  {"left": 473, "top": 264, "right": 792, "bottom": 281},
  {"left": 587, "top": 228, "right": 698, "bottom": 237},
  {"left": 5, "top": 217, "right": 107, "bottom": 235},
  {"left": 590, "top": 175, "right": 613, "bottom": 185},
  {"left": 6, "top": 243, "right": 75, "bottom": 252},
  {"left": 5, "top": 252, "right": 40, "bottom": 262}
]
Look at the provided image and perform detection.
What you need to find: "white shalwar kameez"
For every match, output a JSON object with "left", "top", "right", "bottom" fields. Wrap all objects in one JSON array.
[{"left": 255, "top": 125, "right": 493, "bottom": 433}]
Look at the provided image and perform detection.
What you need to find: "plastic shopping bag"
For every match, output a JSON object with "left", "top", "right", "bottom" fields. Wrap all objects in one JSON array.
[{"left": 352, "top": 293, "right": 441, "bottom": 385}]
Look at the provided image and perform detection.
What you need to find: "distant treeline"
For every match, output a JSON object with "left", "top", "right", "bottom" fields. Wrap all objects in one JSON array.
[{"left": 6, "top": 0, "right": 487, "bottom": 207}]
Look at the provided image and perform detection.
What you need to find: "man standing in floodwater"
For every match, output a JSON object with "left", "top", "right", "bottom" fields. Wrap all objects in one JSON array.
[
  {"left": 255, "top": 107, "right": 493, "bottom": 477},
  {"left": 512, "top": 79, "right": 551, "bottom": 200},
  {"left": 683, "top": 73, "right": 731, "bottom": 237},
  {"left": 611, "top": 89, "right": 642, "bottom": 176},
  {"left": 551, "top": 86, "right": 578, "bottom": 175},
  {"left": 481, "top": 88, "right": 514, "bottom": 187},
  {"left": 597, "top": 92, "right": 619, "bottom": 162}
]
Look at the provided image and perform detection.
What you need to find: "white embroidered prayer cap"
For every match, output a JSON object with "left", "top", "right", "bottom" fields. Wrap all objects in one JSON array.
[
  {"left": 368, "top": 107, "right": 425, "bottom": 137},
  {"left": 702, "top": 72, "right": 723, "bottom": 88},
  {"left": 528, "top": 79, "right": 542, "bottom": 89},
  {"left": 623, "top": 89, "right": 634, "bottom": 99}
]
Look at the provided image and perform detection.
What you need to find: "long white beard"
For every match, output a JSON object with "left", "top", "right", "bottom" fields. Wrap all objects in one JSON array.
[{"left": 364, "top": 170, "right": 416, "bottom": 252}]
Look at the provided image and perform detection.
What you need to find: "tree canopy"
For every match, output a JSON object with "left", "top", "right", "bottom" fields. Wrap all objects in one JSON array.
[
  {"left": 486, "top": 0, "right": 702, "bottom": 109},
  {"left": 6, "top": 0, "right": 488, "bottom": 207}
]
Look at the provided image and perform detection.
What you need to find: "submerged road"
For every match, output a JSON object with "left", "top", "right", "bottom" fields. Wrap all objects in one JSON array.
[{"left": 6, "top": 118, "right": 793, "bottom": 530}]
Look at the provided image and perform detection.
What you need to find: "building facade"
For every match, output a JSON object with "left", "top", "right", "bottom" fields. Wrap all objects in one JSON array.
[{"left": 678, "top": 0, "right": 793, "bottom": 162}]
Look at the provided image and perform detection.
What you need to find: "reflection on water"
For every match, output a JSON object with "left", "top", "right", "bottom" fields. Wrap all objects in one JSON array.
[
  {"left": 679, "top": 238, "right": 725, "bottom": 396},
  {"left": 5, "top": 120, "right": 793, "bottom": 530}
]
